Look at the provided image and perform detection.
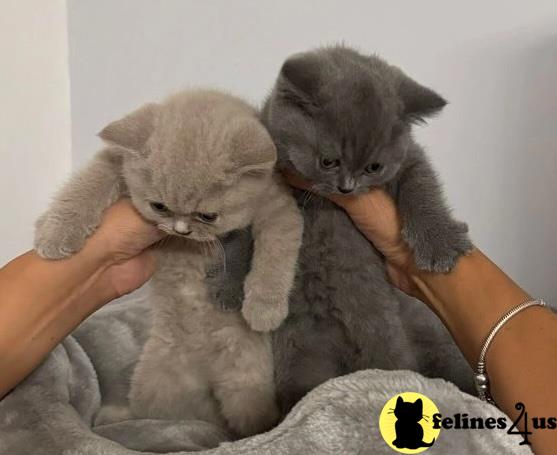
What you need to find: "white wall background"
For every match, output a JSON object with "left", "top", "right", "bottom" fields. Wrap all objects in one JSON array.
[
  {"left": 0, "top": 0, "right": 71, "bottom": 266},
  {"left": 4, "top": 1, "right": 554, "bottom": 302}
]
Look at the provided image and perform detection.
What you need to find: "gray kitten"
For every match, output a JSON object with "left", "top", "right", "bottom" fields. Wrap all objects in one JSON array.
[
  {"left": 212, "top": 46, "right": 474, "bottom": 414},
  {"left": 34, "top": 90, "right": 303, "bottom": 436}
]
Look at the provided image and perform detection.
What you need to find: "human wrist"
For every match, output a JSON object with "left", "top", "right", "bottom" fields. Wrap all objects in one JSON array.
[
  {"left": 82, "top": 229, "right": 122, "bottom": 268},
  {"left": 81, "top": 266, "right": 121, "bottom": 309},
  {"left": 67, "top": 246, "right": 118, "bottom": 310},
  {"left": 408, "top": 249, "right": 531, "bottom": 364},
  {"left": 63, "top": 237, "right": 122, "bottom": 311}
]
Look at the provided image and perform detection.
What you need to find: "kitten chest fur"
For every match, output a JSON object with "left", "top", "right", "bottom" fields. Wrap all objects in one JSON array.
[{"left": 150, "top": 240, "right": 250, "bottom": 350}]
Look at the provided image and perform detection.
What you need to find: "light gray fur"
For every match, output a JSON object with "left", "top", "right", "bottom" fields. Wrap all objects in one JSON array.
[
  {"left": 34, "top": 89, "right": 304, "bottom": 437},
  {"left": 209, "top": 46, "right": 475, "bottom": 415}
]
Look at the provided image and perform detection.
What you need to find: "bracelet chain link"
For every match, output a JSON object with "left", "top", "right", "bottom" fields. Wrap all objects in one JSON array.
[{"left": 475, "top": 298, "right": 546, "bottom": 404}]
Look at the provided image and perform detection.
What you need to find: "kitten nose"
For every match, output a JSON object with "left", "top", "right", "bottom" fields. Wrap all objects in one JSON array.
[
  {"left": 173, "top": 220, "right": 192, "bottom": 235},
  {"left": 338, "top": 176, "right": 355, "bottom": 194},
  {"left": 338, "top": 186, "right": 354, "bottom": 194}
]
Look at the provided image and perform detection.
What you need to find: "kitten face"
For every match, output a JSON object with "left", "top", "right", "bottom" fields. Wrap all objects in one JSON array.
[
  {"left": 264, "top": 46, "right": 446, "bottom": 196},
  {"left": 394, "top": 396, "right": 423, "bottom": 422},
  {"left": 125, "top": 151, "right": 268, "bottom": 242},
  {"left": 101, "top": 90, "right": 276, "bottom": 242}
]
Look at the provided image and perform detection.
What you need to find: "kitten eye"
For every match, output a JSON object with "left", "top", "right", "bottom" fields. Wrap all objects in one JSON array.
[
  {"left": 196, "top": 212, "right": 218, "bottom": 223},
  {"left": 321, "top": 157, "right": 340, "bottom": 169},
  {"left": 149, "top": 201, "right": 169, "bottom": 213},
  {"left": 365, "top": 162, "right": 383, "bottom": 174}
]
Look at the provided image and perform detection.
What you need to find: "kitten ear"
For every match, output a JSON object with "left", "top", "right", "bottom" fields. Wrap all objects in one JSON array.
[
  {"left": 396, "top": 396, "right": 404, "bottom": 406},
  {"left": 279, "top": 53, "right": 322, "bottom": 107},
  {"left": 397, "top": 74, "right": 447, "bottom": 123},
  {"left": 414, "top": 398, "right": 423, "bottom": 413},
  {"left": 229, "top": 119, "right": 277, "bottom": 176},
  {"left": 98, "top": 103, "right": 159, "bottom": 153}
]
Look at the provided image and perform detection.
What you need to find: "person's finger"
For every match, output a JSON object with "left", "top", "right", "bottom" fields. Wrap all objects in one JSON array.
[
  {"left": 106, "top": 249, "right": 158, "bottom": 297},
  {"left": 332, "top": 187, "right": 393, "bottom": 214},
  {"left": 281, "top": 169, "right": 410, "bottom": 259},
  {"left": 135, "top": 218, "right": 166, "bottom": 243},
  {"left": 115, "top": 199, "right": 163, "bottom": 237},
  {"left": 282, "top": 169, "right": 365, "bottom": 211},
  {"left": 93, "top": 198, "right": 166, "bottom": 262},
  {"left": 282, "top": 169, "right": 393, "bottom": 214}
]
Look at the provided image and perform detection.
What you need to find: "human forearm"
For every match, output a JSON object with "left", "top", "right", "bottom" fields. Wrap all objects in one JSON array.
[
  {"left": 410, "top": 249, "right": 557, "bottom": 453},
  {"left": 0, "top": 200, "right": 161, "bottom": 399},
  {"left": 0, "top": 242, "right": 116, "bottom": 398},
  {"left": 333, "top": 188, "right": 547, "bottom": 371},
  {"left": 410, "top": 249, "right": 531, "bottom": 363}
]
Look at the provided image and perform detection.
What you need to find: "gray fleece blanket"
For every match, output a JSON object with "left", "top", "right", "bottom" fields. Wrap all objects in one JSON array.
[{"left": 0, "top": 297, "right": 532, "bottom": 454}]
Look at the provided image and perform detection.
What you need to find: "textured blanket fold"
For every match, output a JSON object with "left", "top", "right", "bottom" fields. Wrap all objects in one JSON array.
[{"left": 0, "top": 298, "right": 532, "bottom": 454}]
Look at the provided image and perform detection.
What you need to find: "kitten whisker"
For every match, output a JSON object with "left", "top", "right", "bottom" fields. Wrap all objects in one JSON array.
[
  {"left": 302, "top": 184, "right": 325, "bottom": 211},
  {"left": 162, "top": 235, "right": 172, "bottom": 249},
  {"left": 206, "top": 239, "right": 216, "bottom": 260},
  {"left": 214, "top": 238, "right": 227, "bottom": 274},
  {"left": 301, "top": 188, "right": 314, "bottom": 211},
  {"left": 205, "top": 239, "right": 223, "bottom": 273},
  {"left": 211, "top": 239, "right": 218, "bottom": 257},
  {"left": 154, "top": 228, "right": 172, "bottom": 250}
]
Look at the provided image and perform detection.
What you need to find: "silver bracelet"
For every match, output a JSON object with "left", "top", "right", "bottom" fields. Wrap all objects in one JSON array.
[{"left": 475, "top": 298, "right": 546, "bottom": 404}]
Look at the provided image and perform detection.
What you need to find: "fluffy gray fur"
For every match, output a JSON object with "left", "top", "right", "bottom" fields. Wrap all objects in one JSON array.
[
  {"left": 0, "top": 297, "right": 531, "bottom": 454},
  {"left": 210, "top": 46, "right": 474, "bottom": 415},
  {"left": 34, "top": 89, "right": 304, "bottom": 436}
]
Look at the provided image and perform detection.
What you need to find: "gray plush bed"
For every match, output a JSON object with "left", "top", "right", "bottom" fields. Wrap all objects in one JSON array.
[{"left": 0, "top": 297, "right": 532, "bottom": 454}]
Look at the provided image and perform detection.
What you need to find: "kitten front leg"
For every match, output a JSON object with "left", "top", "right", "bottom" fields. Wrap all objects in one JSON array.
[
  {"left": 241, "top": 178, "right": 303, "bottom": 332},
  {"left": 34, "top": 149, "right": 124, "bottom": 259},
  {"left": 391, "top": 147, "right": 473, "bottom": 273}
]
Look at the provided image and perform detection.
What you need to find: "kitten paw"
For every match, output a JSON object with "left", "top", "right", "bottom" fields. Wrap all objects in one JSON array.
[
  {"left": 405, "top": 221, "right": 473, "bottom": 273},
  {"left": 34, "top": 214, "right": 92, "bottom": 259},
  {"left": 241, "top": 288, "right": 288, "bottom": 332}
]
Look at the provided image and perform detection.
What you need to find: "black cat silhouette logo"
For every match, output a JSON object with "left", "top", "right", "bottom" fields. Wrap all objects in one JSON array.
[{"left": 379, "top": 392, "right": 441, "bottom": 453}]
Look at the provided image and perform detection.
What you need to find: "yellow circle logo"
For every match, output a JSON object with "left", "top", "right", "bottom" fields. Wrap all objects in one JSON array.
[{"left": 379, "top": 392, "right": 441, "bottom": 453}]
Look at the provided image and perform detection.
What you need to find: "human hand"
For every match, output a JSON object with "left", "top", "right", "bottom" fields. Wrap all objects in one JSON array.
[
  {"left": 88, "top": 199, "right": 164, "bottom": 297},
  {"left": 284, "top": 172, "right": 418, "bottom": 296}
]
